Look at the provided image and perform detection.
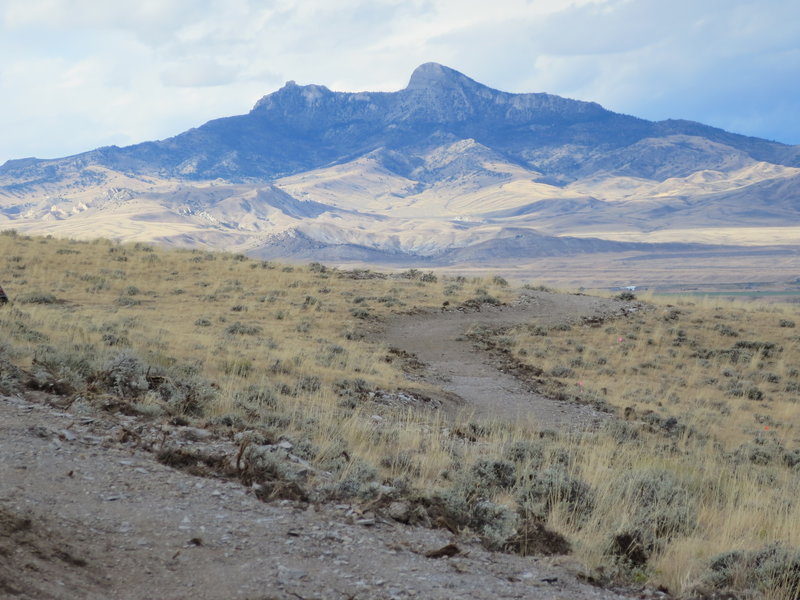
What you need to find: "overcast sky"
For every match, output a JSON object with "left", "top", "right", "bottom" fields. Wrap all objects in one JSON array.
[{"left": 1, "top": 0, "right": 798, "bottom": 165}]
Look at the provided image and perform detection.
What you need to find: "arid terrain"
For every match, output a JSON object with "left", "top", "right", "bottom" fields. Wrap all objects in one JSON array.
[
  {"left": 2, "top": 64, "right": 799, "bottom": 278},
  {"left": 0, "top": 291, "right": 642, "bottom": 600},
  {"left": 2, "top": 233, "right": 800, "bottom": 599}
]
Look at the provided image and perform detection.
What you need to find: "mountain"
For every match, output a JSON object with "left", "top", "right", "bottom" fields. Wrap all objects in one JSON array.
[{"left": 1, "top": 63, "right": 799, "bottom": 275}]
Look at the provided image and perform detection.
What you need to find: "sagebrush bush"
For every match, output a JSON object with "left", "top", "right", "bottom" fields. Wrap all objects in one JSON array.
[
  {"left": 516, "top": 467, "right": 594, "bottom": 525},
  {"left": 17, "top": 292, "right": 58, "bottom": 304},
  {"left": 607, "top": 469, "right": 695, "bottom": 565},
  {"left": 468, "top": 458, "right": 517, "bottom": 491},
  {"left": 31, "top": 344, "right": 102, "bottom": 395},
  {"left": 435, "top": 457, "right": 520, "bottom": 547},
  {"left": 224, "top": 321, "right": 262, "bottom": 336},
  {"left": 0, "top": 344, "right": 24, "bottom": 395},
  {"left": 504, "top": 440, "right": 547, "bottom": 468},
  {"left": 104, "top": 351, "right": 150, "bottom": 398},
  {"left": 705, "top": 544, "right": 800, "bottom": 596}
]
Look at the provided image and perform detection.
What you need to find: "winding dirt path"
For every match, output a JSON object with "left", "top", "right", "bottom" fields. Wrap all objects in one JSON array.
[
  {"left": 0, "top": 290, "right": 643, "bottom": 600},
  {"left": 385, "top": 290, "right": 626, "bottom": 429}
]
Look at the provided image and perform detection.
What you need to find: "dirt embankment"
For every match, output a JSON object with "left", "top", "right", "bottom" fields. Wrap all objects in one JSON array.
[{"left": 0, "top": 394, "right": 638, "bottom": 600}]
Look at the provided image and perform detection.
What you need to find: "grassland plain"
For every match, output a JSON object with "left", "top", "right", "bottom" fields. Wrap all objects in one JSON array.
[{"left": 1, "top": 230, "right": 800, "bottom": 599}]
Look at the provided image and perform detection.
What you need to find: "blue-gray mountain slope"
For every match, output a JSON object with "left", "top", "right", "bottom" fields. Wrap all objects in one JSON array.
[{"left": 2, "top": 63, "right": 798, "bottom": 184}]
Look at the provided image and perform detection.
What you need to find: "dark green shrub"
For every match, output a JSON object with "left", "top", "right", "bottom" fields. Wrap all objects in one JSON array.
[
  {"left": 733, "top": 438, "right": 784, "bottom": 466},
  {"left": 734, "top": 340, "right": 778, "bottom": 358},
  {"left": 101, "top": 333, "right": 129, "bottom": 347},
  {"left": 747, "top": 387, "right": 764, "bottom": 401},
  {"left": 420, "top": 271, "right": 437, "bottom": 283},
  {"left": 400, "top": 268, "right": 420, "bottom": 280},
  {"left": 714, "top": 324, "right": 739, "bottom": 337},
  {"left": 783, "top": 448, "right": 800, "bottom": 469}
]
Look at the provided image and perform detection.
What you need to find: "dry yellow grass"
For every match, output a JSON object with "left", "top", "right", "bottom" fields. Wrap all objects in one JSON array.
[
  {"left": 3, "top": 230, "right": 800, "bottom": 598},
  {"left": 471, "top": 292, "right": 800, "bottom": 595},
  {"left": 0, "top": 230, "right": 513, "bottom": 490},
  {"left": 504, "top": 294, "right": 800, "bottom": 448}
]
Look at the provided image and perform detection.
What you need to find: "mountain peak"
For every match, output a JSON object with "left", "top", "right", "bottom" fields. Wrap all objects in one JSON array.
[
  {"left": 406, "top": 63, "right": 479, "bottom": 91},
  {"left": 251, "top": 80, "right": 332, "bottom": 113}
]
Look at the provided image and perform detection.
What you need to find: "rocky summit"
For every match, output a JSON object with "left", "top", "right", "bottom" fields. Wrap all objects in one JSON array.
[{"left": 0, "top": 63, "right": 799, "bottom": 269}]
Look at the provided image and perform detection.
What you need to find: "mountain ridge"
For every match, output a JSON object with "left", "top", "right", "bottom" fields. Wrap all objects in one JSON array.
[
  {"left": 3, "top": 62, "right": 797, "bottom": 184},
  {"left": 0, "top": 63, "right": 798, "bottom": 275}
]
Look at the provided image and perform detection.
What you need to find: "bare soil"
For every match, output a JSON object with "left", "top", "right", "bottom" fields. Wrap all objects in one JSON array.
[{"left": 384, "top": 289, "right": 634, "bottom": 429}]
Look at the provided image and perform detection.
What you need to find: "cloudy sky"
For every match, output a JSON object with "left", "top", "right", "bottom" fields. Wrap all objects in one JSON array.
[{"left": 1, "top": 0, "right": 798, "bottom": 165}]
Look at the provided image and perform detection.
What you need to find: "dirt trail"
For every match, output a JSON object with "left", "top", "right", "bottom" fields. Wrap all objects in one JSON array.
[
  {"left": 0, "top": 394, "right": 634, "bottom": 600},
  {"left": 0, "top": 290, "right": 643, "bottom": 600},
  {"left": 385, "top": 290, "right": 627, "bottom": 429}
]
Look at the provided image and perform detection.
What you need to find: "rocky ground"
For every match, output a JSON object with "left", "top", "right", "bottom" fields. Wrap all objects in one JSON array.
[
  {"left": 0, "top": 394, "right": 653, "bottom": 600},
  {"left": 0, "top": 290, "right": 654, "bottom": 600}
]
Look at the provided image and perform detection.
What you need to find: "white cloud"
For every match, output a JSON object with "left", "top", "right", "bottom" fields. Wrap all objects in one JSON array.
[
  {"left": 0, "top": 0, "right": 798, "bottom": 164},
  {"left": 160, "top": 59, "right": 240, "bottom": 88}
]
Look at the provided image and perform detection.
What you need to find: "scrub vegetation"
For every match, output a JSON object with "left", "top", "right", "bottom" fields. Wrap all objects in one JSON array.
[{"left": 2, "top": 229, "right": 799, "bottom": 599}]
